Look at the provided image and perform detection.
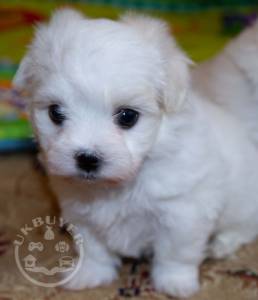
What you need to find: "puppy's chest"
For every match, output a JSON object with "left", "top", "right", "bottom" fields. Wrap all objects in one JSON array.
[{"left": 85, "top": 191, "right": 158, "bottom": 257}]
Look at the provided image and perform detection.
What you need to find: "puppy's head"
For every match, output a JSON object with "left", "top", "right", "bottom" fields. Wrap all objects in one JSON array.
[{"left": 13, "top": 9, "right": 190, "bottom": 183}]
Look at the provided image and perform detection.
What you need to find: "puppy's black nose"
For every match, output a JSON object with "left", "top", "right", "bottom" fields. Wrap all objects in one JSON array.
[{"left": 75, "top": 151, "right": 101, "bottom": 173}]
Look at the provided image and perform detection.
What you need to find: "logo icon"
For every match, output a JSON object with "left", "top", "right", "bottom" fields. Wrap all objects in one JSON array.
[{"left": 14, "top": 216, "right": 84, "bottom": 287}]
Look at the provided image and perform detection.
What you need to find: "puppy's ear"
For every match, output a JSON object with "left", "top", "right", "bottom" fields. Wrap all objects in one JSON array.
[
  {"left": 47, "top": 7, "right": 84, "bottom": 29},
  {"left": 121, "top": 13, "right": 192, "bottom": 112},
  {"left": 13, "top": 55, "right": 34, "bottom": 92},
  {"left": 13, "top": 8, "right": 84, "bottom": 92}
]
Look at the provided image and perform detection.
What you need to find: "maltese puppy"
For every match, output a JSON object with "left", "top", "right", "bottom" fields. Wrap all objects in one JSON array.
[{"left": 13, "top": 9, "right": 258, "bottom": 298}]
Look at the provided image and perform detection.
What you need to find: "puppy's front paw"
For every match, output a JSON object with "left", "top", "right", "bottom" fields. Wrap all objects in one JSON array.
[
  {"left": 63, "top": 259, "right": 118, "bottom": 290},
  {"left": 152, "top": 262, "right": 200, "bottom": 298}
]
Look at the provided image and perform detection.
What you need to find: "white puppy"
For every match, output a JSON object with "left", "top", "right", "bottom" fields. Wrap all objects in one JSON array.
[{"left": 13, "top": 9, "right": 258, "bottom": 298}]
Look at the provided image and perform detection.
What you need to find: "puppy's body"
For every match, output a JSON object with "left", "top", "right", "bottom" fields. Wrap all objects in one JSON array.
[
  {"left": 14, "top": 10, "right": 258, "bottom": 298},
  {"left": 193, "top": 21, "right": 258, "bottom": 146},
  {"left": 54, "top": 91, "right": 258, "bottom": 296}
]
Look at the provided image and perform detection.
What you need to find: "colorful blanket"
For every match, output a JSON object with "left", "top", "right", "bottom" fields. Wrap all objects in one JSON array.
[{"left": 0, "top": 0, "right": 257, "bottom": 151}]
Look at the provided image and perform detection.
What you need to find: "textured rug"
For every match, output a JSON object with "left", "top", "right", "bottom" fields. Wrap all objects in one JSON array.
[{"left": 0, "top": 153, "right": 258, "bottom": 300}]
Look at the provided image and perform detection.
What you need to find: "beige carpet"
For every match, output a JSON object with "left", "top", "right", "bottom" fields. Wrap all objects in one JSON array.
[{"left": 0, "top": 153, "right": 258, "bottom": 300}]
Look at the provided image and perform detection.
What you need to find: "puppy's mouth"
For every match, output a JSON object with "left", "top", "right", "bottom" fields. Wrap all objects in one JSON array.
[
  {"left": 46, "top": 157, "right": 138, "bottom": 186},
  {"left": 73, "top": 171, "right": 130, "bottom": 187},
  {"left": 78, "top": 172, "right": 98, "bottom": 182}
]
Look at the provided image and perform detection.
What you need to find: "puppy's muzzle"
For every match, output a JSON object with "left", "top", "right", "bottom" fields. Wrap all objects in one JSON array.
[{"left": 75, "top": 150, "right": 101, "bottom": 173}]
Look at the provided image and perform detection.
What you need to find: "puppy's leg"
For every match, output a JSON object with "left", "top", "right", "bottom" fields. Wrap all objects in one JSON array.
[
  {"left": 208, "top": 228, "right": 257, "bottom": 259},
  {"left": 152, "top": 203, "right": 214, "bottom": 298},
  {"left": 63, "top": 224, "right": 120, "bottom": 290}
]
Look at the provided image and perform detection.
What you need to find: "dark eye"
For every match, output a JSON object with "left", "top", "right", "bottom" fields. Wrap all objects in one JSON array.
[
  {"left": 48, "top": 104, "right": 66, "bottom": 125},
  {"left": 115, "top": 108, "right": 139, "bottom": 129}
]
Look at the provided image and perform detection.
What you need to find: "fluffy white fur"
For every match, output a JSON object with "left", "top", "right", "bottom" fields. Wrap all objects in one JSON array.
[{"left": 13, "top": 9, "right": 258, "bottom": 298}]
